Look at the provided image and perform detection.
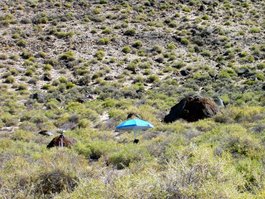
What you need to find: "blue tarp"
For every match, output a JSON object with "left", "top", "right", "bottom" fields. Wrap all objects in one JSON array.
[{"left": 116, "top": 119, "right": 154, "bottom": 131}]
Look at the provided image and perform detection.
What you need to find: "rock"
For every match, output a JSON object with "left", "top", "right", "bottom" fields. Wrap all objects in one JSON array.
[
  {"left": 237, "top": 68, "right": 254, "bottom": 77},
  {"left": 127, "top": 113, "right": 142, "bottom": 119},
  {"left": 212, "top": 96, "right": 224, "bottom": 107},
  {"left": 47, "top": 134, "right": 75, "bottom": 148},
  {"left": 180, "top": 69, "right": 190, "bottom": 76},
  {"left": 30, "top": 93, "right": 46, "bottom": 103},
  {"left": 164, "top": 95, "right": 219, "bottom": 122},
  {"left": 198, "top": 5, "right": 205, "bottom": 11},
  {"left": 104, "top": 76, "right": 114, "bottom": 81},
  {"left": 262, "top": 83, "right": 265, "bottom": 91},
  {"left": 43, "top": 73, "right": 52, "bottom": 81},
  {"left": 133, "top": 139, "right": 139, "bottom": 144},
  {"left": 38, "top": 130, "right": 53, "bottom": 136},
  {"left": 58, "top": 122, "right": 77, "bottom": 131},
  {"left": 202, "top": 0, "right": 213, "bottom": 5},
  {"left": 155, "top": 57, "right": 164, "bottom": 63}
]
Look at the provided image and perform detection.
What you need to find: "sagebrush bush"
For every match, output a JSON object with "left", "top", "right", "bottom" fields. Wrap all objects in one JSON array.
[
  {"left": 108, "top": 144, "right": 151, "bottom": 169},
  {"left": 34, "top": 169, "right": 78, "bottom": 195},
  {"left": 162, "top": 146, "right": 246, "bottom": 198}
]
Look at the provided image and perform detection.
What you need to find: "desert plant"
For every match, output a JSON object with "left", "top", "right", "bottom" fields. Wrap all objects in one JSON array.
[
  {"left": 132, "top": 40, "right": 142, "bottom": 49},
  {"left": 98, "top": 37, "right": 110, "bottom": 45},
  {"left": 124, "top": 28, "right": 136, "bottom": 36},
  {"left": 122, "top": 46, "right": 131, "bottom": 53},
  {"left": 94, "top": 50, "right": 105, "bottom": 60},
  {"left": 34, "top": 169, "right": 78, "bottom": 195}
]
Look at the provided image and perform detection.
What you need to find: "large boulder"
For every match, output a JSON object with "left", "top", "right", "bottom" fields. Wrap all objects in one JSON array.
[
  {"left": 164, "top": 95, "right": 219, "bottom": 123},
  {"left": 47, "top": 134, "right": 75, "bottom": 148}
]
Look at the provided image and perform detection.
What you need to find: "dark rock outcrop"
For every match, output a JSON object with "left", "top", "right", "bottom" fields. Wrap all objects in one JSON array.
[
  {"left": 47, "top": 134, "right": 75, "bottom": 148},
  {"left": 164, "top": 95, "right": 219, "bottom": 123}
]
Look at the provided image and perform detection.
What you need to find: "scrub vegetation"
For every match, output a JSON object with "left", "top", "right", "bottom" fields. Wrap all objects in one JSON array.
[{"left": 0, "top": 0, "right": 264, "bottom": 198}]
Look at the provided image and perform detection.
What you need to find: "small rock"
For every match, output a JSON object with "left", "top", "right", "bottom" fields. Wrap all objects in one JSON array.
[
  {"left": 104, "top": 76, "right": 114, "bottom": 81},
  {"left": 180, "top": 69, "right": 190, "bottom": 76},
  {"left": 43, "top": 73, "right": 52, "bottom": 81},
  {"left": 133, "top": 139, "right": 139, "bottom": 144},
  {"left": 155, "top": 57, "right": 164, "bottom": 63},
  {"left": 262, "top": 84, "right": 265, "bottom": 91},
  {"left": 30, "top": 93, "right": 46, "bottom": 103},
  {"left": 127, "top": 113, "right": 141, "bottom": 119},
  {"left": 38, "top": 130, "right": 53, "bottom": 136},
  {"left": 237, "top": 68, "right": 253, "bottom": 77}
]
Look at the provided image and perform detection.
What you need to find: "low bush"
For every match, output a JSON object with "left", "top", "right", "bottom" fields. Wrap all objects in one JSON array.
[
  {"left": 124, "top": 29, "right": 136, "bottom": 36},
  {"left": 108, "top": 144, "right": 151, "bottom": 169},
  {"left": 34, "top": 169, "right": 79, "bottom": 196}
]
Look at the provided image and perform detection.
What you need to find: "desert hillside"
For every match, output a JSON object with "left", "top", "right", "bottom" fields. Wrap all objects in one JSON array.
[{"left": 0, "top": 0, "right": 265, "bottom": 198}]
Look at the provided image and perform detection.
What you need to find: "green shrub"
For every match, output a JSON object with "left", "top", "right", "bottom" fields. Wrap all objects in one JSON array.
[
  {"left": 42, "top": 83, "right": 52, "bottom": 90},
  {"left": 219, "top": 68, "right": 237, "bottom": 78},
  {"left": 33, "top": 14, "right": 48, "bottom": 24},
  {"left": 126, "top": 62, "right": 137, "bottom": 73},
  {"left": 25, "top": 69, "right": 34, "bottom": 76},
  {"left": 94, "top": 50, "right": 105, "bottom": 60},
  {"left": 256, "top": 72, "right": 265, "bottom": 81},
  {"left": 163, "top": 146, "right": 245, "bottom": 198},
  {"left": 167, "top": 42, "right": 176, "bottom": 50},
  {"left": 11, "top": 130, "right": 34, "bottom": 142},
  {"left": 1, "top": 113, "right": 19, "bottom": 126},
  {"left": 44, "top": 58, "right": 59, "bottom": 67},
  {"left": 93, "top": 7, "right": 101, "bottom": 14},
  {"left": 87, "top": 141, "right": 117, "bottom": 160},
  {"left": 0, "top": 13, "right": 15, "bottom": 26},
  {"left": 151, "top": 45, "right": 163, "bottom": 54},
  {"left": 257, "top": 63, "right": 265, "bottom": 70},
  {"left": 250, "top": 27, "right": 261, "bottom": 33},
  {"left": 236, "top": 159, "right": 264, "bottom": 193},
  {"left": 0, "top": 54, "right": 7, "bottom": 60},
  {"left": 201, "top": 50, "right": 212, "bottom": 57},
  {"left": 202, "top": 14, "right": 210, "bottom": 20},
  {"left": 172, "top": 61, "right": 186, "bottom": 69},
  {"left": 43, "top": 64, "right": 52, "bottom": 71},
  {"left": 54, "top": 31, "right": 74, "bottom": 38},
  {"left": 78, "top": 119, "right": 91, "bottom": 128},
  {"left": 102, "top": 28, "right": 111, "bottom": 34},
  {"left": 75, "top": 142, "right": 92, "bottom": 156},
  {"left": 146, "top": 75, "right": 159, "bottom": 83},
  {"left": 98, "top": 37, "right": 110, "bottom": 45},
  {"left": 132, "top": 40, "right": 142, "bottom": 49},
  {"left": 60, "top": 51, "right": 75, "bottom": 61},
  {"left": 108, "top": 144, "right": 150, "bottom": 169},
  {"left": 17, "top": 84, "right": 28, "bottom": 91},
  {"left": 66, "top": 82, "right": 75, "bottom": 89},
  {"left": 38, "top": 51, "right": 47, "bottom": 58},
  {"left": 100, "top": 0, "right": 108, "bottom": 4},
  {"left": 124, "top": 29, "right": 136, "bottom": 36},
  {"left": 122, "top": 45, "right": 131, "bottom": 53},
  {"left": 34, "top": 169, "right": 78, "bottom": 195},
  {"left": 5, "top": 76, "right": 15, "bottom": 83},
  {"left": 180, "top": 37, "right": 189, "bottom": 45},
  {"left": 16, "top": 39, "right": 27, "bottom": 47}
]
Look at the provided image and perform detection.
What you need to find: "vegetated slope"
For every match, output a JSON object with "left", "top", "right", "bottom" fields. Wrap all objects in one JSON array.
[
  {"left": 0, "top": 0, "right": 265, "bottom": 198},
  {"left": 0, "top": 0, "right": 264, "bottom": 101}
]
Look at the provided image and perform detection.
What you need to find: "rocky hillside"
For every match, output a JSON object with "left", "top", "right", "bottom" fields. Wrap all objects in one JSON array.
[{"left": 0, "top": 0, "right": 264, "bottom": 102}]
